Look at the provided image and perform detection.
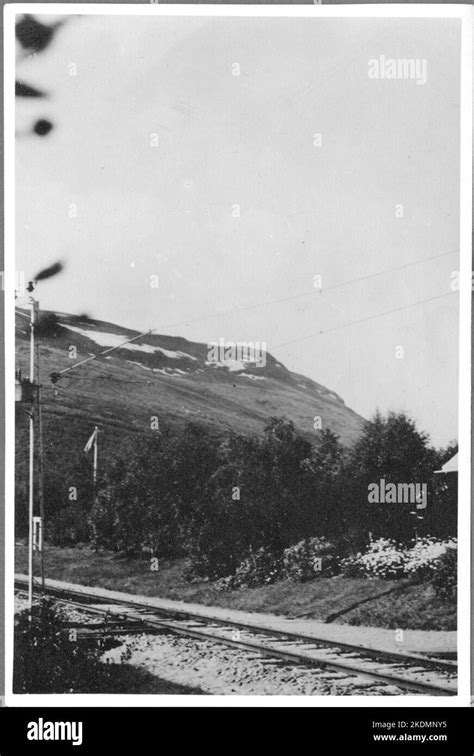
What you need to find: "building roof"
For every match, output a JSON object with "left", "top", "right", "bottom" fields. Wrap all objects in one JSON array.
[{"left": 434, "top": 452, "right": 458, "bottom": 474}]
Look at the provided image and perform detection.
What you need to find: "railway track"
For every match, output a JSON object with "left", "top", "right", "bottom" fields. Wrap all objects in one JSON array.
[{"left": 15, "top": 577, "right": 457, "bottom": 696}]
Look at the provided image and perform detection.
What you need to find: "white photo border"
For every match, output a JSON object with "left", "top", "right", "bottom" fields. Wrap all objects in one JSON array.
[{"left": 4, "top": 2, "right": 472, "bottom": 708}]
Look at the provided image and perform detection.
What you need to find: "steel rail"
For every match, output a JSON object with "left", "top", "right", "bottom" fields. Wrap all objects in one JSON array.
[{"left": 15, "top": 578, "right": 457, "bottom": 697}]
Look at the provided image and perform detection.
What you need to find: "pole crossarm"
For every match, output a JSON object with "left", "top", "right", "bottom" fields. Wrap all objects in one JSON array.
[
  {"left": 55, "top": 328, "right": 155, "bottom": 378},
  {"left": 15, "top": 307, "right": 31, "bottom": 321}
]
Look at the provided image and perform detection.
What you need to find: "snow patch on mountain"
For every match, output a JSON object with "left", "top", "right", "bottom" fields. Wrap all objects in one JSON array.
[
  {"left": 60, "top": 324, "right": 197, "bottom": 361},
  {"left": 205, "top": 359, "right": 247, "bottom": 372},
  {"left": 152, "top": 368, "right": 185, "bottom": 377}
]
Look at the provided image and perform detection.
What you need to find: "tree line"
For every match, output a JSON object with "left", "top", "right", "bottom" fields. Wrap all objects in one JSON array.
[{"left": 16, "top": 410, "right": 457, "bottom": 579}]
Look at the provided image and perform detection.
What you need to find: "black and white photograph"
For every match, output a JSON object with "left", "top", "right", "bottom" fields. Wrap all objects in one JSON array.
[{"left": 5, "top": 4, "right": 471, "bottom": 704}]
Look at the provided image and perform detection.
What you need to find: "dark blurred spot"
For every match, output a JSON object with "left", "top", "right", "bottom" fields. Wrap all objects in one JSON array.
[
  {"left": 34, "top": 261, "right": 64, "bottom": 282},
  {"left": 33, "top": 119, "right": 53, "bottom": 137},
  {"left": 16, "top": 15, "right": 61, "bottom": 54},
  {"left": 16, "top": 81, "right": 46, "bottom": 98},
  {"left": 35, "top": 313, "right": 62, "bottom": 338}
]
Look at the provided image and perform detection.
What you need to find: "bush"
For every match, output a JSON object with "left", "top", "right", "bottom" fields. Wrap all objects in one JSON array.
[
  {"left": 48, "top": 505, "right": 91, "bottom": 546},
  {"left": 430, "top": 546, "right": 457, "bottom": 602},
  {"left": 89, "top": 494, "right": 118, "bottom": 551},
  {"left": 213, "top": 538, "right": 340, "bottom": 590},
  {"left": 340, "top": 538, "right": 406, "bottom": 579},
  {"left": 282, "top": 537, "right": 339, "bottom": 581},
  {"left": 340, "top": 537, "right": 457, "bottom": 582},
  {"left": 404, "top": 537, "right": 457, "bottom": 582},
  {"left": 185, "top": 532, "right": 245, "bottom": 581},
  {"left": 216, "top": 548, "right": 284, "bottom": 590},
  {"left": 14, "top": 598, "right": 132, "bottom": 693}
]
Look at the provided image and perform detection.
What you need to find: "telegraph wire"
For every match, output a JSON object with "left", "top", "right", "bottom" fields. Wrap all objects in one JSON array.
[
  {"left": 14, "top": 248, "right": 459, "bottom": 383},
  {"left": 158, "top": 248, "right": 458, "bottom": 331},
  {"left": 23, "top": 289, "right": 458, "bottom": 387},
  {"left": 16, "top": 247, "right": 457, "bottom": 336},
  {"left": 271, "top": 290, "right": 457, "bottom": 351}
]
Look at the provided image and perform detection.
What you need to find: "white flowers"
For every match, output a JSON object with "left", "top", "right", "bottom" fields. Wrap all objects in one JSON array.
[{"left": 341, "top": 536, "right": 457, "bottom": 580}]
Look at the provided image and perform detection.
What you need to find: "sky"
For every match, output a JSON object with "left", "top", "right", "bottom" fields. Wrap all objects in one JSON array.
[{"left": 14, "top": 13, "right": 462, "bottom": 447}]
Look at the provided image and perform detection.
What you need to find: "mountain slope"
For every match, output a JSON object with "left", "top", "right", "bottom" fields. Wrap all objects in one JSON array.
[{"left": 15, "top": 310, "right": 365, "bottom": 445}]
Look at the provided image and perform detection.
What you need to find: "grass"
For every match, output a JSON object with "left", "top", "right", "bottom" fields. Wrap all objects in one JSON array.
[{"left": 16, "top": 542, "right": 456, "bottom": 631}]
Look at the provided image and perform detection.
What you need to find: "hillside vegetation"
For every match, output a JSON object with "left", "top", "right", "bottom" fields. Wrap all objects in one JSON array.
[{"left": 15, "top": 311, "right": 457, "bottom": 630}]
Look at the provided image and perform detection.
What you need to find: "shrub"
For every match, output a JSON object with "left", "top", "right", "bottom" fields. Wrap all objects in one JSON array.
[
  {"left": 14, "top": 599, "right": 132, "bottom": 693},
  {"left": 89, "top": 494, "right": 118, "bottom": 551},
  {"left": 430, "top": 546, "right": 457, "bottom": 602},
  {"left": 216, "top": 548, "right": 284, "bottom": 590},
  {"left": 232, "top": 547, "right": 284, "bottom": 588},
  {"left": 282, "top": 537, "right": 338, "bottom": 581},
  {"left": 404, "top": 537, "right": 457, "bottom": 582},
  {"left": 340, "top": 536, "right": 457, "bottom": 583},
  {"left": 185, "top": 533, "right": 245, "bottom": 581},
  {"left": 214, "top": 538, "right": 340, "bottom": 590},
  {"left": 48, "top": 505, "right": 91, "bottom": 546},
  {"left": 340, "top": 538, "right": 406, "bottom": 580}
]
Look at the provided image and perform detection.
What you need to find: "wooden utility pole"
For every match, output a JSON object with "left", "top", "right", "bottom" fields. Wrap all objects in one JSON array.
[
  {"left": 36, "top": 340, "right": 45, "bottom": 590},
  {"left": 27, "top": 297, "right": 38, "bottom": 610}
]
